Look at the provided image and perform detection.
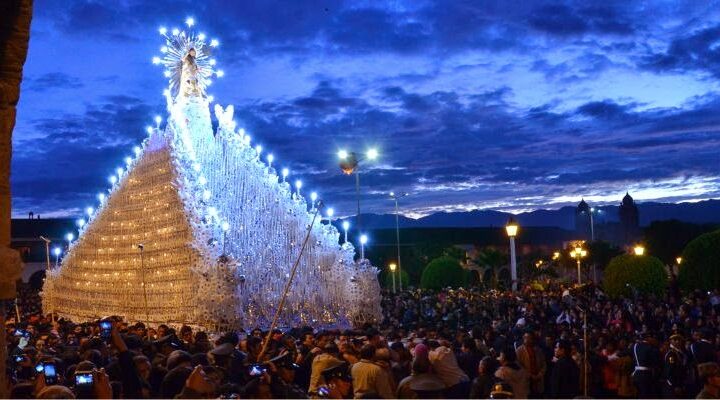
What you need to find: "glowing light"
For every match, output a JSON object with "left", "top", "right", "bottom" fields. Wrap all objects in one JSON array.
[
  {"left": 152, "top": 56, "right": 161, "bottom": 65},
  {"left": 310, "top": 192, "right": 318, "bottom": 202},
  {"left": 198, "top": 33, "right": 206, "bottom": 41},
  {"left": 676, "top": 256, "right": 683, "bottom": 265},
  {"left": 221, "top": 221, "right": 230, "bottom": 231},
  {"left": 210, "top": 39, "right": 219, "bottom": 47},
  {"left": 281, "top": 168, "right": 289, "bottom": 181},
  {"left": 203, "top": 190, "right": 211, "bottom": 200},
  {"left": 244, "top": 135, "right": 251, "bottom": 145},
  {"left": 207, "top": 95, "right": 214, "bottom": 103},
  {"left": 255, "top": 145, "right": 263, "bottom": 155},
  {"left": 208, "top": 207, "right": 218, "bottom": 217},
  {"left": 146, "top": 126, "right": 153, "bottom": 134},
  {"left": 633, "top": 245, "right": 645, "bottom": 256},
  {"left": 65, "top": 233, "right": 74, "bottom": 242},
  {"left": 209, "top": 59, "right": 217, "bottom": 66},
  {"left": 185, "top": 17, "right": 195, "bottom": 27},
  {"left": 172, "top": 28, "right": 180, "bottom": 35},
  {"left": 342, "top": 221, "right": 350, "bottom": 231},
  {"left": 326, "top": 208, "right": 334, "bottom": 218},
  {"left": 97, "top": 193, "right": 106, "bottom": 202},
  {"left": 109, "top": 176, "right": 118, "bottom": 184},
  {"left": 86, "top": 207, "right": 94, "bottom": 216},
  {"left": 77, "top": 218, "right": 86, "bottom": 228},
  {"left": 159, "top": 27, "right": 168, "bottom": 35},
  {"left": 198, "top": 176, "right": 207, "bottom": 185},
  {"left": 163, "top": 89, "right": 170, "bottom": 97},
  {"left": 366, "top": 148, "right": 378, "bottom": 160},
  {"left": 267, "top": 154, "right": 274, "bottom": 166},
  {"left": 216, "top": 70, "right": 225, "bottom": 77},
  {"left": 53, "top": 247, "right": 61, "bottom": 257},
  {"left": 338, "top": 150, "right": 348, "bottom": 160},
  {"left": 133, "top": 146, "right": 141, "bottom": 156},
  {"left": 160, "top": 46, "right": 168, "bottom": 53},
  {"left": 360, "top": 234, "right": 368, "bottom": 245},
  {"left": 124, "top": 156, "right": 132, "bottom": 165},
  {"left": 116, "top": 167, "right": 124, "bottom": 177},
  {"left": 154, "top": 115, "right": 162, "bottom": 125}
]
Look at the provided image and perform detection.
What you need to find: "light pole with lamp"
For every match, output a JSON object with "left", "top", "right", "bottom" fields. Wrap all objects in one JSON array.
[
  {"left": 389, "top": 192, "right": 407, "bottom": 291},
  {"left": 570, "top": 244, "right": 588, "bottom": 285},
  {"left": 389, "top": 263, "right": 397, "bottom": 293},
  {"left": 342, "top": 221, "right": 350, "bottom": 243},
  {"left": 359, "top": 234, "right": 368, "bottom": 260},
  {"left": 137, "top": 244, "right": 149, "bottom": 324},
  {"left": 505, "top": 218, "right": 519, "bottom": 292},
  {"left": 674, "top": 256, "right": 682, "bottom": 276},
  {"left": 52, "top": 247, "right": 61, "bottom": 267},
  {"left": 338, "top": 148, "right": 378, "bottom": 232},
  {"left": 40, "top": 236, "right": 51, "bottom": 271},
  {"left": 65, "top": 233, "right": 74, "bottom": 249}
]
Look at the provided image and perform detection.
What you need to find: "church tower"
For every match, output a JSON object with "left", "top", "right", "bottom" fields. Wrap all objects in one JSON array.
[
  {"left": 618, "top": 192, "right": 639, "bottom": 243},
  {"left": 575, "top": 198, "right": 591, "bottom": 240}
]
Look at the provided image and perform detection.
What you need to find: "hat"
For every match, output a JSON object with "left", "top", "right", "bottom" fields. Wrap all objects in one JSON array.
[
  {"left": 209, "top": 342, "right": 235, "bottom": 357},
  {"left": 698, "top": 362, "right": 720, "bottom": 380},
  {"left": 322, "top": 362, "right": 351, "bottom": 382},
  {"left": 490, "top": 382, "right": 514, "bottom": 399}
]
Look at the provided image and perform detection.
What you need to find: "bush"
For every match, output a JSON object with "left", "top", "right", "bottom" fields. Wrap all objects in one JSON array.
[
  {"left": 420, "top": 256, "right": 468, "bottom": 289},
  {"left": 382, "top": 269, "right": 410, "bottom": 289},
  {"left": 678, "top": 229, "right": 720, "bottom": 292},
  {"left": 603, "top": 254, "right": 667, "bottom": 298}
]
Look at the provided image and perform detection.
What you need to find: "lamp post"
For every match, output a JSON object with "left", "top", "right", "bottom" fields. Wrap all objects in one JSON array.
[
  {"left": 505, "top": 218, "right": 519, "bottom": 292},
  {"left": 137, "top": 244, "right": 149, "bottom": 324},
  {"left": 359, "top": 234, "right": 368, "bottom": 260},
  {"left": 674, "top": 256, "right": 682, "bottom": 276},
  {"left": 40, "top": 236, "right": 51, "bottom": 271},
  {"left": 52, "top": 247, "right": 61, "bottom": 267},
  {"left": 342, "top": 221, "right": 350, "bottom": 243},
  {"left": 338, "top": 148, "right": 378, "bottom": 232},
  {"left": 389, "top": 263, "right": 397, "bottom": 294},
  {"left": 570, "top": 245, "right": 588, "bottom": 285},
  {"left": 389, "top": 192, "right": 407, "bottom": 291}
]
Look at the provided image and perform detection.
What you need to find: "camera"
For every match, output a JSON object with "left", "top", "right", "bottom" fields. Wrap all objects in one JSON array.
[
  {"left": 14, "top": 355, "right": 23, "bottom": 363},
  {"left": 35, "top": 364, "right": 44, "bottom": 373},
  {"left": 75, "top": 372, "right": 94, "bottom": 387},
  {"left": 43, "top": 363, "right": 57, "bottom": 385},
  {"left": 318, "top": 386, "right": 330, "bottom": 397},
  {"left": 248, "top": 364, "right": 266, "bottom": 377},
  {"left": 99, "top": 321, "right": 112, "bottom": 341}
]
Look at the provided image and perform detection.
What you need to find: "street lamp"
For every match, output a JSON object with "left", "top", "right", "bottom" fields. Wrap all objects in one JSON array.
[
  {"left": 389, "top": 191, "right": 408, "bottom": 291},
  {"left": 505, "top": 218, "right": 519, "bottom": 292},
  {"left": 676, "top": 256, "right": 682, "bottom": 265},
  {"left": 389, "top": 263, "right": 397, "bottom": 294},
  {"left": 570, "top": 244, "right": 588, "bottom": 285},
  {"left": 337, "top": 148, "right": 378, "bottom": 232},
  {"left": 359, "top": 234, "right": 368, "bottom": 260},
  {"left": 52, "top": 247, "right": 61, "bottom": 267},
  {"left": 633, "top": 245, "right": 645, "bottom": 256},
  {"left": 552, "top": 251, "right": 560, "bottom": 261},
  {"left": 65, "top": 233, "right": 74, "bottom": 248},
  {"left": 342, "top": 221, "right": 350, "bottom": 243}
]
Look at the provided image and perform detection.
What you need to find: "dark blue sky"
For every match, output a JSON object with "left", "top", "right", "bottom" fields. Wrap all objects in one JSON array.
[{"left": 12, "top": 0, "right": 720, "bottom": 218}]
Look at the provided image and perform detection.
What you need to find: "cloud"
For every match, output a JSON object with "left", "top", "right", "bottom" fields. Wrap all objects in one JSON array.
[
  {"left": 641, "top": 23, "right": 720, "bottom": 78},
  {"left": 24, "top": 72, "right": 84, "bottom": 92}
]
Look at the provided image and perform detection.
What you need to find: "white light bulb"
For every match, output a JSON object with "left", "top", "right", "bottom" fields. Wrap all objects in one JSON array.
[
  {"left": 124, "top": 156, "right": 132, "bottom": 165},
  {"left": 86, "top": 207, "right": 94, "bottom": 216},
  {"left": 207, "top": 79, "right": 213, "bottom": 86},
  {"left": 338, "top": 150, "right": 348, "bottom": 160},
  {"left": 203, "top": 189, "right": 211, "bottom": 200},
  {"left": 133, "top": 146, "right": 141, "bottom": 156},
  {"left": 244, "top": 136, "right": 251, "bottom": 145},
  {"left": 209, "top": 59, "right": 217, "bottom": 66},
  {"left": 198, "top": 33, "right": 206, "bottom": 41},
  {"left": 53, "top": 247, "right": 61, "bottom": 256},
  {"left": 116, "top": 167, "right": 124, "bottom": 177},
  {"left": 152, "top": 56, "right": 161, "bottom": 65},
  {"left": 221, "top": 221, "right": 230, "bottom": 231},
  {"left": 360, "top": 234, "right": 368, "bottom": 245},
  {"left": 185, "top": 17, "right": 195, "bottom": 27},
  {"left": 163, "top": 89, "right": 170, "bottom": 96},
  {"left": 77, "top": 218, "right": 86, "bottom": 228},
  {"left": 160, "top": 46, "right": 168, "bottom": 53},
  {"left": 267, "top": 154, "right": 274, "bottom": 165},
  {"left": 146, "top": 126, "right": 153, "bottom": 134},
  {"left": 342, "top": 221, "right": 350, "bottom": 231},
  {"left": 97, "top": 193, "right": 106, "bottom": 202},
  {"left": 327, "top": 208, "right": 335, "bottom": 218},
  {"left": 192, "top": 163, "right": 201, "bottom": 172},
  {"left": 210, "top": 39, "right": 219, "bottom": 47},
  {"left": 172, "top": 28, "right": 180, "bottom": 35},
  {"left": 66, "top": 233, "right": 74, "bottom": 242},
  {"left": 255, "top": 145, "right": 262, "bottom": 155},
  {"left": 367, "top": 148, "right": 379, "bottom": 160},
  {"left": 311, "top": 192, "right": 318, "bottom": 201},
  {"left": 159, "top": 27, "right": 167, "bottom": 35},
  {"left": 154, "top": 115, "right": 162, "bottom": 125},
  {"left": 109, "top": 176, "right": 117, "bottom": 184},
  {"left": 282, "top": 168, "right": 289, "bottom": 178}
]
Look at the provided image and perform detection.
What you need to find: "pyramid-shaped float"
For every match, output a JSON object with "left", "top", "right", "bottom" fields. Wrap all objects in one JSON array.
[{"left": 41, "top": 24, "right": 381, "bottom": 330}]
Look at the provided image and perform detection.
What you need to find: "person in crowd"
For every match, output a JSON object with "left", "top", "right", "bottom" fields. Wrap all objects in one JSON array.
[
  {"left": 548, "top": 339, "right": 579, "bottom": 398},
  {"left": 427, "top": 339, "right": 470, "bottom": 398},
  {"left": 495, "top": 347, "right": 529, "bottom": 399},
  {"left": 350, "top": 344, "right": 394, "bottom": 399},
  {"left": 515, "top": 332, "right": 546, "bottom": 397},
  {"left": 469, "top": 356, "right": 498, "bottom": 399}
]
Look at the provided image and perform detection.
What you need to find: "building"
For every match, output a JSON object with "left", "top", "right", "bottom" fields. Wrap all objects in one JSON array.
[
  {"left": 10, "top": 217, "right": 75, "bottom": 283},
  {"left": 619, "top": 192, "right": 640, "bottom": 244},
  {"left": 575, "top": 199, "right": 592, "bottom": 240}
]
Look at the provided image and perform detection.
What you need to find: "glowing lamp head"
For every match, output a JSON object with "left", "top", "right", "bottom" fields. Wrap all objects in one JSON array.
[
  {"left": 198, "top": 32, "right": 206, "bottom": 41},
  {"left": 77, "top": 218, "right": 86, "bottom": 228},
  {"left": 86, "top": 207, "right": 94, "bottom": 216},
  {"left": 326, "top": 208, "right": 335, "bottom": 218},
  {"left": 209, "top": 59, "right": 217, "bottom": 66},
  {"left": 97, "top": 193, "right": 106, "bottom": 202},
  {"left": 146, "top": 126, "right": 153, "bottom": 134},
  {"left": 116, "top": 167, "right": 124, "bottom": 176},
  {"left": 210, "top": 39, "right": 219, "bottom": 47},
  {"left": 185, "top": 17, "right": 195, "bottom": 27},
  {"left": 216, "top": 70, "right": 225, "bottom": 77},
  {"left": 53, "top": 247, "right": 61, "bottom": 257},
  {"left": 676, "top": 256, "right": 683, "bottom": 265},
  {"left": 244, "top": 135, "right": 251, "bottom": 145},
  {"left": 342, "top": 221, "right": 350, "bottom": 231},
  {"left": 366, "top": 148, "right": 379, "bottom": 160},
  {"left": 505, "top": 218, "right": 519, "bottom": 237},
  {"left": 282, "top": 168, "right": 289, "bottom": 178},
  {"left": 152, "top": 56, "right": 161, "bottom": 65},
  {"left": 159, "top": 26, "right": 167, "bottom": 35},
  {"left": 124, "top": 156, "right": 132, "bottom": 165},
  {"left": 633, "top": 245, "right": 645, "bottom": 256},
  {"left": 65, "top": 233, "right": 74, "bottom": 242},
  {"left": 154, "top": 115, "right": 162, "bottom": 125},
  {"left": 295, "top": 180, "right": 303, "bottom": 190},
  {"left": 221, "top": 221, "right": 230, "bottom": 232},
  {"left": 552, "top": 251, "right": 560, "bottom": 260},
  {"left": 267, "top": 154, "right": 274, "bottom": 164},
  {"left": 338, "top": 150, "right": 348, "bottom": 160},
  {"left": 390, "top": 191, "right": 395, "bottom": 197},
  {"left": 255, "top": 145, "right": 263, "bottom": 155},
  {"left": 133, "top": 146, "right": 141, "bottom": 156},
  {"left": 360, "top": 234, "right": 368, "bottom": 245},
  {"left": 310, "top": 192, "right": 318, "bottom": 202},
  {"left": 389, "top": 263, "right": 397, "bottom": 272},
  {"left": 109, "top": 176, "right": 117, "bottom": 185},
  {"left": 172, "top": 28, "right": 180, "bottom": 36}
]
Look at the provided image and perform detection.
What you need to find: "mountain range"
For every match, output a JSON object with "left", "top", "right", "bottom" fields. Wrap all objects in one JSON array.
[{"left": 339, "top": 199, "right": 720, "bottom": 230}]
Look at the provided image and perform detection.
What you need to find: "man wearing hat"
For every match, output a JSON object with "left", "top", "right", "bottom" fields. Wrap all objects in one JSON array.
[
  {"left": 268, "top": 352, "right": 306, "bottom": 398},
  {"left": 319, "top": 362, "right": 353, "bottom": 399},
  {"left": 664, "top": 333, "right": 689, "bottom": 398},
  {"left": 697, "top": 362, "right": 720, "bottom": 399},
  {"left": 631, "top": 332, "right": 661, "bottom": 398}
]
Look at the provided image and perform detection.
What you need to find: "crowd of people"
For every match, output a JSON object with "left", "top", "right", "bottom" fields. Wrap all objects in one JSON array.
[{"left": 5, "top": 280, "right": 720, "bottom": 399}]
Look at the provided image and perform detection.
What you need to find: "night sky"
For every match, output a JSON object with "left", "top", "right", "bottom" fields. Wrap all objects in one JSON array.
[{"left": 12, "top": 0, "right": 720, "bottom": 219}]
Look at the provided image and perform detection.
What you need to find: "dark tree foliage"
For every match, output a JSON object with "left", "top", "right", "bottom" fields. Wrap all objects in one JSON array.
[
  {"left": 603, "top": 254, "right": 667, "bottom": 298},
  {"left": 420, "top": 256, "right": 468, "bottom": 289},
  {"left": 678, "top": 229, "right": 720, "bottom": 292},
  {"left": 644, "top": 220, "right": 718, "bottom": 265}
]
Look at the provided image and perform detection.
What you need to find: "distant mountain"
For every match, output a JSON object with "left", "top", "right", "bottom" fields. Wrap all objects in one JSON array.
[{"left": 339, "top": 199, "right": 720, "bottom": 230}]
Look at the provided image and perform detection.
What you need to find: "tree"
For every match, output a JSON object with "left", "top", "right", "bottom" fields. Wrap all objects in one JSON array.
[
  {"left": 645, "top": 220, "right": 718, "bottom": 265},
  {"left": 678, "top": 229, "right": 720, "bottom": 292},
  {"left": 473, "top": 247, "right": 507, "bottom": 288},
  {"left": 381, "top": 269, "right": 410, "bottom": 289},
  {"left": 603, "top": 254, "right": 667, "bottom": 298},
  {"left": 1, "top": 0, "right": 33, "bottom": 396},
  {"left": 420, "top": 256, "right": 468, "bottom": 289}
]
